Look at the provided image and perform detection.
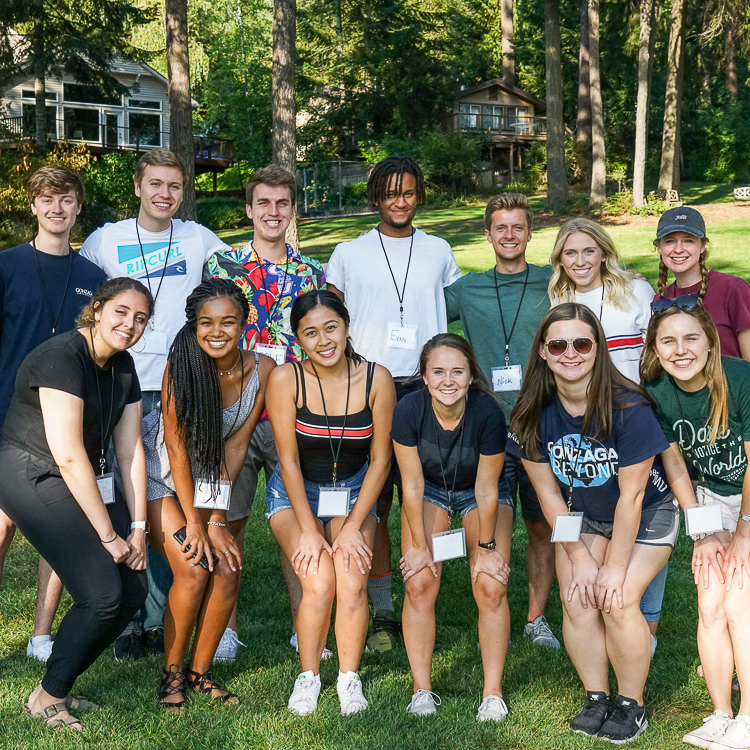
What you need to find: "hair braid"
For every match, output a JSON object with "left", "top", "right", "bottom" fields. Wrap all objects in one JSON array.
[
  {"left": 366, "top": 156, "right": 426, "bottom": 206},
  {"left": 657, "top": 257, "right": 671, "bottom": 298},
  {"left": 697, "top": 250, "right": 710, "bottom": 303}
]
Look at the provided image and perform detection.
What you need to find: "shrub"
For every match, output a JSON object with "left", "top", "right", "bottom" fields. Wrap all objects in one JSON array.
[
  {"left": 196, "top": 197, "right": 247, "bottom": 230},
  {"left": 341, "top": 180, "right": 368, "bottom": 207}
]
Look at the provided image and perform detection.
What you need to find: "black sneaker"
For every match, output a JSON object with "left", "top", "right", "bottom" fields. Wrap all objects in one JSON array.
[
  {"left": 596, "top": 695, "right": 648, "bottom": 744},
  {"left": 366, "top": 610, "right": 401, "bottom": 652},
  {"left": 143, "top": 628, "right": 165, "bottom": 655},
  {"left": 113, "top": 631, "right": 146, "bottom": 662},
  {"left": 570, "top": 691, "right": 610, "bottom": 735}
]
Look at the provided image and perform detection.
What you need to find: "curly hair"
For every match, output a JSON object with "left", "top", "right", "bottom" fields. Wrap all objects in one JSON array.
[{"left": 76, "top": 277, "right": 154, "bottom": 328}]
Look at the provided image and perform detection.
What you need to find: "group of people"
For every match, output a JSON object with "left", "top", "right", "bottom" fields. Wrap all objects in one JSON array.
[{"left": 1, "top": 150, "right": 750, "bottom": 748}]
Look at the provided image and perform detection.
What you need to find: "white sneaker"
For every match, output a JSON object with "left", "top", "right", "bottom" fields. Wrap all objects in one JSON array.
[
  {"left": 26, "top": 636, "right": 53, "bottom": 663},
  {"left": 715, "top": 715, "right": 750, "bottom": 749},
  {"left": 337, "top": 671, "right": 368, "bottom": 715},
  {"left": 650, "top": 634, "right": 657, "bottom": 660},
  {"left": 288, "top": 671, "right": 321, "bottom": 716},
  {"left": 213, "top": 627, "right": 245, "bottom": 663},
  {"left": 406, "top": 689, "right": 441, "bottom": 716},
  {"left": 477, "top": 694, "right": 509, "bottom": 722},
  {"left": 683, "top": 711, "right": 732, "bottom": 749},
  {"left": 289, "top": 632, "right": 333, "bottom": 660}
]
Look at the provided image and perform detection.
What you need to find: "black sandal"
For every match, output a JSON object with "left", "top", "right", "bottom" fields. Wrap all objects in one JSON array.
[
  {"left": 185, "top": 667, "right": 240, "bottom": 704},
  {"left": 158, "top": 664, "right": 187, "bottom": 711}
]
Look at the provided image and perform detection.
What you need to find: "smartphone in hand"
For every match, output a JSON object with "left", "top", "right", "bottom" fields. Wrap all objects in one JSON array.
[{"left": 173, "top": 526, "right": 219, "bottom": 570}]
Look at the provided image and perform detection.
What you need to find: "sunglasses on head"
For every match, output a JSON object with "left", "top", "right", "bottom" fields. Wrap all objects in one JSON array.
[
  {"left": 544, "top": 337, "right": 595, "bottom": 357},
  {"left": 650, "top": 294, "right": 699, "bottom": 315}
]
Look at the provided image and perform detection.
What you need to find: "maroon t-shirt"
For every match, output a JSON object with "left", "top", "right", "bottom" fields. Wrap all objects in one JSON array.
[{"left": 658, "top": 270, "right": 750, "bottom": 358}]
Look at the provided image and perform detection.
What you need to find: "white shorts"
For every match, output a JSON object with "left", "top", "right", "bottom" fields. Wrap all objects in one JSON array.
[{"left": 697, "top": 485, "right": 742, "bottom": 534}]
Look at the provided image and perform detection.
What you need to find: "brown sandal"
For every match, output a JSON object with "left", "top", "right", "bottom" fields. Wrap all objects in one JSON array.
[
  {"left": 23, "top": 701, "right": 83, "bottom": 730},
  {"left": 66, "top": 694, "right": 101, "bottom": 712},
  {"left": 158, "top": 664, "right": 187, "bottom": 711},
  {"left": 185, "top": 667, "right": 240, "bottom": 704}
]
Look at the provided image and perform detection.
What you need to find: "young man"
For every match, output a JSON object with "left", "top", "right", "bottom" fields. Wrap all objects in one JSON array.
[
  {"left": 207, "top": 164, "right": 326, "bottom": 661},
  {"left": 444, "top": 193, "right": 560, "bottom": 650},
  {"left": 0, "top": 165, "right": 107, "bottom": 661},
  {"left": 81, "top": 148, "right": 232, "bottom": 660},
  {"left": 326, "top": 156, "right": 462, "bottom": 650}
]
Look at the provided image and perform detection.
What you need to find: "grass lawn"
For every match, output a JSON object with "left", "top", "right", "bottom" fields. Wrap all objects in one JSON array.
[{"left": 3, "top": 207, "right": 749, "bottom": 748}]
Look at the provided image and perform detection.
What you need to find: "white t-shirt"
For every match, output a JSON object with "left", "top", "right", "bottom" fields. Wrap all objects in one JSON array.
[
  {"left": 326, "top": 228, "right": 462, "bottom": 377},
  {"left": 575, "top": 278, "right": 654, "bottom": 383},
  {"left": 80, "top": 218, "right": 230, "bottom": 390}
]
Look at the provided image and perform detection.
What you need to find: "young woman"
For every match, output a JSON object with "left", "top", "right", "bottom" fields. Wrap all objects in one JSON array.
[
  {"left": 508, "top": 303, "right": 679, "bottom": 744},
  {"left": 654, "top": 205, "right": 750, "bottom": 360},
  {"left": 134, "top": 278, "right": 274, "bottom": 710},
  {"left": 641, "top": 300, "right": 750, "bottom": 750},
  {"left": 548, "top": 217, "right": 666, "bottom": 654},
  {"left": 393, "top": 333, "right": 512, "bottom": 722},
  {"left": 265, "top": 290, "right": 395, "bottom": 716},
  {"left": 0, "top": 277, "right": 153, "bottom": 730}
]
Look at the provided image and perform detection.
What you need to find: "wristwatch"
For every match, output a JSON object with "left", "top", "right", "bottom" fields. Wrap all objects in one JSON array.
[
  {"left": 478, "top": 539, "right": 497, "bottom": 550},
  {"left": 131, "top": 521, "right": 149, "bottom": 532}
]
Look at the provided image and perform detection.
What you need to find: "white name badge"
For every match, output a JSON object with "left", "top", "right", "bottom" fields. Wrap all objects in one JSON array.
[
  {"left": 432, "top": 527, "right": 467, "bottom": 562},
  {"left": 255, "top": 342, "right": 287, "bottom": 365},
  {"left": 387, "top": 323, "right": 418, "bottom": 350},
  {"left": 317, "top": 485, "right": 351, "bottom": 517},
  {"left": 97, "top": 473, "right": 115, "bottom": 505},
  {"left": 685, "top": 503, "right": 723, "bottom": 537},
  {"left": 551, "top": 512, "right": 583, "bottom": 543},
  {"left": 193, "top": 480, "right": 232, "bottom": 510},
  {"left": 492, "top": 365, "right": 523, "bottom": 392},
  {"left": 141, "top": 329, "right": 169, "bottom": 355}
]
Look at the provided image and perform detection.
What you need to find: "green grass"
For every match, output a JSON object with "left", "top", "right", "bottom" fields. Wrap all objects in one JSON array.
[{"left": 5, "top": 207, "right": 750, "bottom": 748}]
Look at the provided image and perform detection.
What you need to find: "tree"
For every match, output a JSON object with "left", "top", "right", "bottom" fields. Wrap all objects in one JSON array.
[
  {"left": 166, "top": 0, "right": 196, "bottom": 221},
  {"left": 633, "top": 0, "right": 657, "bottom": 207},
  {"left": 502, "top": 0, "right": 514, "bottom": 87},
  {"left": 725, "top": 19, "right": 738, "bottom": 98},
  {"left": 545, "top": 0, "right": 568, "bottom": 210},
  {"left": 588, "top": 0, "right": 605, "bottom": 209},
  {"left": 575, "top": 0, "right": 591, "bottom": 183}
]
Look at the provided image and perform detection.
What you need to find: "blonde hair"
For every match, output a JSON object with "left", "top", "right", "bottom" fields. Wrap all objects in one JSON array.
[
  {"left": 548, "top": 218, "right": 635, "bottom": 311},
  {"left": 655, "top": 234, "right": 711, "bottom": 301}
]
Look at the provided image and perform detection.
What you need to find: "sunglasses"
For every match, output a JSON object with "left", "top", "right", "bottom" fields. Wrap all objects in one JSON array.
[
  {"left": 650, "top": 294, "right": 699, "bottom": 315},
  {"left": 544, "top": 337, "right": 595, "bottom": 357}
]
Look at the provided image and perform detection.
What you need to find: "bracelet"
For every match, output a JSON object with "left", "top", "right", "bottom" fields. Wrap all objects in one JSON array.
[
  {"left": 477, "top": 539, "right": 497, "bottom": 550},
  {"left": 131, "top": 521, "right": 149, "bottom": 532},
  {"left": 207, "top": 521, "right": 226, "bottom": 528},
  {"left": 101, "top": 533, "right": 118, "bottom": 544},
  {"left": 740, "top": 513, "right": 750, "bottom": 524}
]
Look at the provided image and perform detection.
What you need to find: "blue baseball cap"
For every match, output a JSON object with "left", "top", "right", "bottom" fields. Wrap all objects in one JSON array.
[{"left": 656, "top": 206, "right": 706, "bottom": 239}]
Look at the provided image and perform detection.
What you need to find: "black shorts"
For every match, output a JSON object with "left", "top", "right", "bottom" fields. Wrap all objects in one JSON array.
[
  {"left": 385, "top": 376, "right": 426, "bottom": 499},
  {"left": 505, "top": 452, "right": 547, "bottom": 523}
]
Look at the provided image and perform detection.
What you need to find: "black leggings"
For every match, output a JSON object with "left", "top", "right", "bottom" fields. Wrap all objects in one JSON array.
[{"left": 0, "top": 444, "right": 147, "bottom": 698}]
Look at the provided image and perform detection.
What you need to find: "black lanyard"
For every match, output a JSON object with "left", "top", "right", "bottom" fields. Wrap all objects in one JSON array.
[
  {"left": 494, "top": 265, "right": 529, "bottom": 366},
  {"left": 252, "top": 244, "right": 291, "bottom": 337},
  {"left": 556, "top": 398, "right": 587, "bottom": 512},
  {"left": 309, "top": 358, "right": 351, "bottom": 486},
  {"left": 89, "top": 329, "right": 116, "bottom": 477},
  {"left": 430, "top": 399, "right": 466, "bottom": 501},
  {"left": 135, "top": 220, "right": 173, "bottom": 316},
  {"left": 30, "top": 239, "right": 73, "bottom": 336},
  {"left": 378, "top": 227, "right": 414, "bottom": 327}
]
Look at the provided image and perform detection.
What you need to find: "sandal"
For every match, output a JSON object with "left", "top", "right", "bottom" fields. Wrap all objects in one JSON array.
[
  {"left": 23, "top": 701, "right": 83, "bottom": 730},
  {"left": 185, "top": 667, "right": 240, "bottom": 704},
  {"left": 66, "top": 694, "right": 101, "bottom": 712},
  {"left": 158, "top": 664, "right": 187, "bottom": 711}
]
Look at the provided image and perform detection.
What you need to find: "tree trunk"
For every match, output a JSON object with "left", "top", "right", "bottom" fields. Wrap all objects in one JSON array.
[
  {"left": 658, "top": 0, "right": 686, "bottom": 193},
  {"left": 575, "top": 0, "right": 591, "bottom": 183},
  {"left": 545, "top": 0, "right": 568, "bottom": 210},
  {"left": 501, "top": 0, "right": 515, "bottom": 87},
  {"left": 273, "top": 0, "right": 298, "bottom": 249},
  {"left": 588, "top": 0, "right": 605, "bottom": 209},
  {"left": 633, "top": 0, "right": 655, "bottom": 207},
  {"left": 32, "top": 20, "right": 47, "bottom": 148},
  {"left": 725, "top": 19, "right": 738, "bottom": 99},
  {"left": 166, "top": 0, "right": 196, "bottom": 221}
]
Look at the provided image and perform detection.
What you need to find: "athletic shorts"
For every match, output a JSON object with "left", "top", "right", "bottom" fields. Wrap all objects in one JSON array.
[
  {"left": 504, "top": 452, "right": 546, "bottom": 522},
  {"left": 227, "top": 420, "right": 277, "bottom": 522}
]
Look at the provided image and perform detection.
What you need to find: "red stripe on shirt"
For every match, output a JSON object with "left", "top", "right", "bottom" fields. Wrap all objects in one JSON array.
[{"left": 606, "top": 335, "right": 643, "bottom": 350}]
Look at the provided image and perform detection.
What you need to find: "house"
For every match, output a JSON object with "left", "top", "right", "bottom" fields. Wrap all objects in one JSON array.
[{"left": 446, "top": 79, "right": 547, "bottom": 188}]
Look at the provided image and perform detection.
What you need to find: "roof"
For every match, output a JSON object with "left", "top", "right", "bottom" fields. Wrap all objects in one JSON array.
[{"left": 456, "top": 79, "right": 546, "bottom": 112}]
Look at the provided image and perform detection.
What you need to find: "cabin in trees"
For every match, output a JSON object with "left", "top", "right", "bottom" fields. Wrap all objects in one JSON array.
[{"left": 447, "top": 79, "right": 547, "bottom": 188}]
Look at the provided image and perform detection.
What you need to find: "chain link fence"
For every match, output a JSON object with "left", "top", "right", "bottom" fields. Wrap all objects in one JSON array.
[{"left": 296, "top": 160, "right": 371, "bottom": 217}]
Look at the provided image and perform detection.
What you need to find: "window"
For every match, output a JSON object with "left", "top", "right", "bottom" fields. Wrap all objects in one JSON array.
[
  {"left": 489, "top": 88, "right": 498, "bottom": 101},
  {"left": 507, "top": 106, "right": 529, "bottom": 132},
  {"left": 22, "top": 105, "right": 57, "bottom": 139},
  {"left": 129, "top": 112, "right": 161, "bottom": 146},
  {"left": 483, "top": 105, "right": 504, "bottom": 130},
  {"left": 21, "top": 90, "right": 58, "bottom": 102},
  {"left": 459, "top": 103, "right": 481, "bottom": 129},
  {"left": 64, "top": 83, "right": 121, "bottom": 106},
  {"left": 128, "top": 99, "right": 161, "bottom": 110},
  {"left": 64, "top": 108, "right": 101, "bottom": 141}
]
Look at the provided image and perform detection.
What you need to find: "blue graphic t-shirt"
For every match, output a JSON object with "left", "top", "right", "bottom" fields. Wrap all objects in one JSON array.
[{"left": 507, "top": 395, "right": 671, "bottom": 523}]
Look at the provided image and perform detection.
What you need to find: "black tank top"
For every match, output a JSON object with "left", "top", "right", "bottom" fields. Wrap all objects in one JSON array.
[{"left": 294, "top": 360, "right": 375, "bottom": 484}]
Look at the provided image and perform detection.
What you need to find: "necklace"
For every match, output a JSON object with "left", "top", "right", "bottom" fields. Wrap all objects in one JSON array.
[{"left": 217, "top": 351, "right": 241, "bottom": 376}]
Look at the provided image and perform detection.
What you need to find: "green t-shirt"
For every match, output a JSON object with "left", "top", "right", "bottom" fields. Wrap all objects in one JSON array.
[
  {"left": 444, "top": 263, "right": 552, "bottom": 418},
  {"left": 642, "top": 357, "right": 750, "bottom": 496}
]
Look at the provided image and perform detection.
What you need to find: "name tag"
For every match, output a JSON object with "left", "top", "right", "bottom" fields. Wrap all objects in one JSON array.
[
  {"left": 432, "top": 528, "right": 466, "bottom": 562},
  {"left": 193, "top": 479, "right": 231, "bottom": 510},
  {"left": 551, "top": 512, "right": 583, "bottom": 543},
  {"left": 317, "top": 485, "right": 351, "bottom": 517},
  {"left": 387, "top": 323, "right": 418, "bottom": 350},
  {"left": 97, "top": 473, "right": 115, "bottom": 505},
  {"left": 141, "top": 329, "right": 169, "bottom": 355},
  {"left": 255, "top": 342, "right": 287, "bottom": 365},
  {"left": 492, "top": 365, "right": 523, "bottom": 392},
  {"left": 685, "top": 503, "right": 723, "bottom": 537}
]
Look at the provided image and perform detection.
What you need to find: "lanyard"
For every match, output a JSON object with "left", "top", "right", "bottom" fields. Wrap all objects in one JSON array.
[
  {"left": 309, "top": 358, "right": 351, "bottom": 486},
  {"left": 30, "top": 239, "right": 73, "bottom": 336},
  {"left": 88, "top": 328, "right": 116, "bottom": 477},
  {"left": 252, "top": 244, "right": 291, "bottom": 339},
  {"left": 378, "top": 227, "right": 414, "bottom": 326},
  {"left": 597, "top": 284, "right": 605, "bottom": 321},
  {"left": 670, "top": 378, "right": 707, "bottom": 487},
  {"left": 135, "top": 220, "right": 173, "bottom": 323},
  {"left": 430, "top": 398, "right": 466, "bottom": 501},
  {"left": 556, "top": 399, "right": 586, "bottom": 512},
  {"left": 493, "top": 265, "right": 529, "bottom": 366}
]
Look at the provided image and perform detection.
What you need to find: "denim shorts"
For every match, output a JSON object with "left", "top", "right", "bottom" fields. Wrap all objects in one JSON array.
[
  {"left": 265, "top": 461, "right": 378, "bottom": 525},
  {"left": 422, "top": 473, "right": 514, "bottom": 519}
]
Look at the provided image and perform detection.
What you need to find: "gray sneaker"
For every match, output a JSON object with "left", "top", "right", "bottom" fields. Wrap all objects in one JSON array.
[{"left": 523, "top": 615, "right": 561, "bottom": 650}]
